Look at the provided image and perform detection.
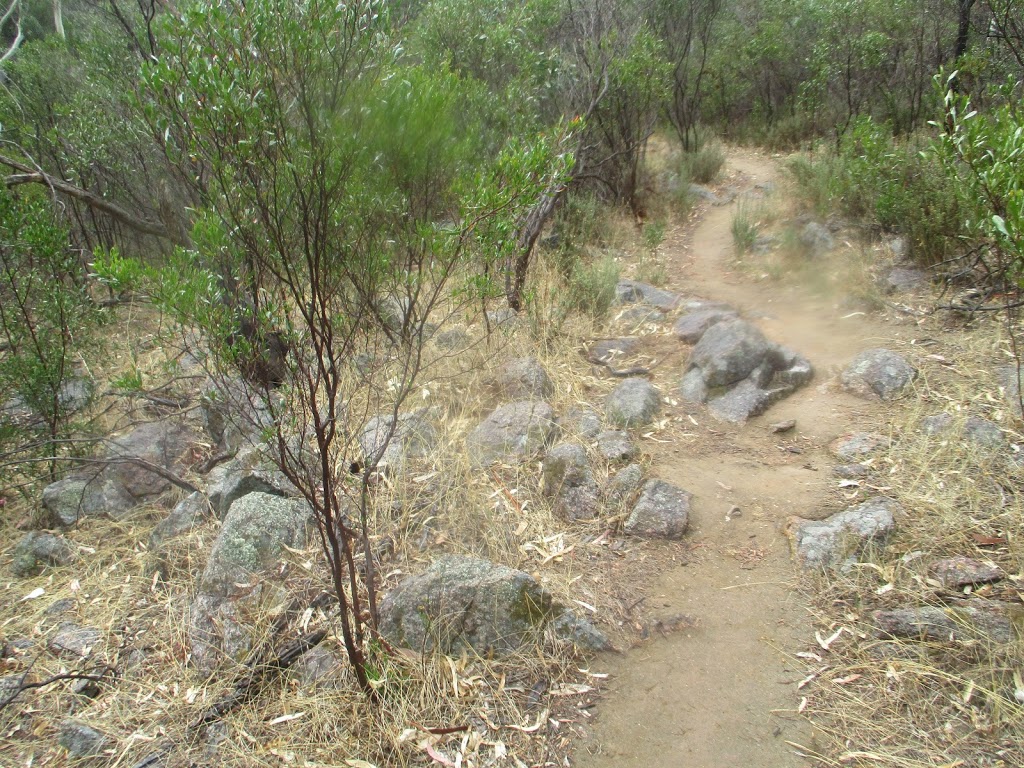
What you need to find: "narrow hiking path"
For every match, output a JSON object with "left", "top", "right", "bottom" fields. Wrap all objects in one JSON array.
[{"left": 579, "top": 151, "right": 922, "bottom": 767}]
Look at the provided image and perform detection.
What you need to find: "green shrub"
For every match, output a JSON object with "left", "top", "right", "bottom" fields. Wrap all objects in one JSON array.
[
  {"left": 679, "top": 142, "right": 726, "bottom": 184},
  {"left": 567, "top": 253, "right": 620, "bottom": 318}
]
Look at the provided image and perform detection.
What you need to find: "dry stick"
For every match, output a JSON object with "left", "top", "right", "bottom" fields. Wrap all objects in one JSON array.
[
  {"left": 0, "top": 657, "right": 115, "bottom": 712},
  {"left": 0, "top": 455, "right": 199, "bottom": 493}
]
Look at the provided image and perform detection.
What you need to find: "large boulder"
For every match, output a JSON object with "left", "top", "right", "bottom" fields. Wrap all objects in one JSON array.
[
  {"left": 605, "top": 378, "right": 661, "bottom": 428},
  {"left": 205, "top": 447, "right": 294, "bottom": 519},
  {"left": 494, "top": 357, "right": 554, "bottom": 399},
  {"left": 680, "top": 319, "right": 813, "bottom": 423},
  {"left": 466, "top": 401, "right": 557, "bottom": 468},
  {"left": 378, "top": 556, "right": 555, "bottom": 656},
  {"left": 42, "top": 420, "right": 199, "bottom": 525},
  {"left": 359, "top": 410, "right": 437, "bottom": 473},
  {"left": 189, "top": 492, "right": 312, "bottom": 672},
  {"left": 841, "top": 349, "right": 917, "bottom": 401},
  {"left": 791, "top": 497, "right": 899, "bottom": 570},
  {"left": 624, "top": 480, "right": 692, "bottom": 539},
  {"left": 541, "top": 443, "right": 600, "bottom": 520},
  {"left": 11, "top": 531, "right": 75, "bottom": 577}
]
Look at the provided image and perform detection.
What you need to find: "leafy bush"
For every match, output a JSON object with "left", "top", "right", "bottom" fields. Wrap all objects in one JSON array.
[
  {"left": 567, "top": 253, "right": 621, "bottom": 318},
  {"left": 679, "top": 142, "right": 725, "bottom": 184}
]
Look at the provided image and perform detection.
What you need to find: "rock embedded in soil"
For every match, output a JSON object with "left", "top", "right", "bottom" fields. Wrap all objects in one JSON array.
[
  {"left": 378, "top": 555, "right": 556, "bottom": 656},
  {"left": 466, "top": 400, "right": 557, "bottom": 468},
  {"left": 149, "top": 491, "right": 210, "bottom": 550},
  {"left": 799, "top": 221, "right": 835, "bottom": 256},
  {"left": 541, "top": 443, "right": 600, "bottom": 521},
  {"left": 49, "top": 622, "right": 103, "bottom": 658},
  {"left": 613, "top": 305, "right": 665, "bottom": 326},
  {"left": 201, "top": 377, "right": 273, "bottom": 453},
  {"left": 205, "top": 448, "right": 294, "bottom": 519},
  {"left": 359, "top": 410, "right": 437, "bottom": 472},
  {"left": 963, "top": 416, "right": 1003, "bottom": 448},
  {"left": 614, "top": 279, "right": 682, "bottom": 311},
  {"left": 495, "top": 356, "right": 554, "bottom": 399},
  {"left": 589, "top": 337, "right": 640, "bottom": 365},
  {"left": 672, "top": 308, "right": 738, "bottom": 344},
  {"left": 873, "top": 602, "right": 1019, "bottom": 643},
  {"left": 841, "top": 348, "right": 917, "bottom": 401},
  {"left": 605, "top": 463, "right": 644, "bottom": 505},
  {"left": 829, "top": 432, "right": 889, "bottom": 461},
  {"left": 560, "top": 407, "right": 602, "bottom": 439},
  {"left": 791, "top": 496, "right": 900, "bottom": 570},
  {"left": 596, "top": 430, "right": 638, "bottom": 462},
  {"left": 679, "top": 318, "right": 813, "bottom": 423},
  {"left": 930, "top": 556, "right": 1005, "bottom": 589},
  {"left": 624, "top": 480, "right": 692, "bottom": 539},
  {"left": 189, "top": 492, "right": 312, "bottom": 673},
  {"left": 996, "top": 365, "right": 1023, "bottom": 417},
  {"left": 11, "top": 531, "right": 75, "bottom": 577},
  {"left": 548, "top": 609, "right": 612, "bottom": 652},
  {"left": 606, "top": 378, "right": 661, "bottom": 428},
  {"left": 833, "top": 463, "right": 870, "bottom": 479},
  {"left": 42, "top": 420, "right": 199, "bottom": 525},
  {"left": 59, "top": 719, "right": 109, "bottom": 758},
  {"left": 882, "top": 266, "right": 929, "bottom": 294},
  {"left": 920, "top": 413, "right": 953, "bottom": 435}
]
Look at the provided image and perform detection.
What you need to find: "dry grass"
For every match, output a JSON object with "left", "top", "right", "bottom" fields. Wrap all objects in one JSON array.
[{"left": 796, "top": 317, "right": 1024, "bottom": 767}]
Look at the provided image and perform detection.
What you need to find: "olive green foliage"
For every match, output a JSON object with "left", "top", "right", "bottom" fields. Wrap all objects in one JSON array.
[
  {"left": 937, "top": 75, "right": 1024, "bottom": 282},
  {"left": 0, "top": 188, "right": 103, "bottom": 483}
]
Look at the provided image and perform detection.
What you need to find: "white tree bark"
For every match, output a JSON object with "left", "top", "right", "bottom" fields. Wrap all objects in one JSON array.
[
  {"left": 0, "top": 0, "right": 23, "bottom": 65},
  {"left": 53, "top": 0, "right": 65, "bottom": 39}
]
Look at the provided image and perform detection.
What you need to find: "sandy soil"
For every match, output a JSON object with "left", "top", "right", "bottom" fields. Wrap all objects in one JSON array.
[{"left": 577, "top": 151, "right": 921, "bottom": 767}]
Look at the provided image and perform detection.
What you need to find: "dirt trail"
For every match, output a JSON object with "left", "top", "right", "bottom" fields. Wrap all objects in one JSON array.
[{"left": 579, "top": 152, "right": 915, "bottom": 767}]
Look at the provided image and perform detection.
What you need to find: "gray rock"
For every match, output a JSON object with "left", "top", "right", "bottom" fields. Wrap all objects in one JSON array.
[
  {"left": 833, "top": 463, "right": 870, "bottom": 479},
  {"left": 829, "top": 432, "right": 889, "bottom": 461},
  {"left": 672, "top": 309, "right": 738, "bottom": 344},
  {"left": 614, "top": 280, "right": 682, "bottom": 311},
  {"left": 680, "top": 319, "right": 813, "bottom": 423},
  {"left": 292, "top": 645, "right": 344, "bottom": 689},
  {"left": 190, "top": 493, "right": 312, "bottom": 672},
  {"left": 841, "top": 348, "right": 917, "bottom": 400},
  {"left": 625, "top": 480, "right": 692, "bottom": 539},
  {"left": 206, "top": 451, "right": 292, "bottom": 520},
  {"left": 378, "top": 556, "right": 556, "bottom": 656},
  {"left": 434, "top": 327, "right": 470, "bottom": 351},
  {"left": 59, "top": 719, "right": 109, "bottom": 758},
  {"left": 800, "top": 221, "right": 835, "bottom": 256},
  {"left": 11, "top": 531, "right": 74, "bottom": 577},
  {"left": 359, "top": 411, "right": 437, "bottom": 472},
  {"left": 201, "top": 377, "right": 272, "bottom": 453},
  {"left": 589, "top": 337, "right": 640, "bottom": 365},
  {"left": 687, "top": 183, "right": 719, "bottom": 203},
  {"left": 0, "top": 674, "right": 21, "bottom": 705},
  {"left": 606, "top": 378, "right": 661, "bottom": 428},
  {"left": 920, "top": 413, "right": 953, "bottom": 435},
  {"left": 883, "top": 267, "right": 928, "bottom": 294},
  {"left": 42, "top": 420, "right": 199, "bottom": 525},
  {"left": 495, "top": 357, "right": 554, "bottom": 399},
  {"left": 560, "top": 407, "right": 602, "bottom": 439},
  {"left": 887, "top": 236, "right": 909, "bottom": 259},
  {"left": 930, "top": 557, "right": 1005, "bottom": 589},
  {"left": 57, "top": 379, "right": 95, "bottom": 414},
  {"left": 548, "top": 610, "right": 612, "bottom": 652},
  {"left": 49, "top": 622, "right": 103, "bottom": 657},
  {"left": 613, "top": 306, "right": 664, "bottom": 326},
  {"left": 149, "top": 491, "right": 210, "bottom": 550},
  {"left": 542, "top": 443, "right": 600, "bottom": 520},
  {"left": 596, "top": 430, "right": 638, "bottom": 462},
  {"left": 963, "top": 416, "right": 1003, "bottom": 448},
  {"left": 792, "top": 497, "right": 900, "bottom": 569},
  {"left": 873, "top": 603, "right": 1018, "bottom": 643},
  {"left": 605, "top": 463, "right": 644, "bottom": 505},
  {"left": 466, "top": 401, "right": 557, "bottom": 468}
]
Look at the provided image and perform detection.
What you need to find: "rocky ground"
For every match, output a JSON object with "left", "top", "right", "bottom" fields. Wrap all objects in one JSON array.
[{"left": 2, "top": 149, "right": 1022, "bottom": 767}]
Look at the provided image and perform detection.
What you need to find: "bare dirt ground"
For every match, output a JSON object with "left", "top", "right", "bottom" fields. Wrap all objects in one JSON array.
[{"left": 577, "top": 150, "right": 924, "bottom": 767}]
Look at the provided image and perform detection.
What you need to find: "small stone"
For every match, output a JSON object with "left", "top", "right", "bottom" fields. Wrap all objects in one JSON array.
[
  {"left": 792, "top": 497, "right": 900, "bottom": 570},
  {"left": 59, "top": 719, "right": 109, "bottom": 757},
  {"left": 49, "top": 623, "right": 102, "bottom": 657},
  {"left": 613, "top": 306, "right": 664, "bottom": 326},
  {"left": 605, "top": 464, "right": 644, "bottom": 505},
  {"left": 548, "top": 610, "right": 612, "bottom": 652},
  {"left": 541, "top": 443, "right": 600, "bottom": 521},
  {"left": 672, "top": 309, "right": 738, "bottom": 344},
  {"left": 841, "top": 348, "right": 917, "bottom": 401},
  {"left": 833, "top": 463, "right": 870, "bottom": 479},
  {"left": 829, "top": 432, "right": 889, "bottom": 461},
  {"left": 595, "top": 430, "right": 638, "bottom": 462},
  {"left": 963, "top": 416, "right": 1003, "bottom": 449},
  {"left": 466, "top": 401, "right": 557, "bottom": 468},
  {"left": 799, "top": 221, "right": 835, "bottom": 256},
  {"left": 614, "top": 280, "right": 682, "bottom": 311},
  {"left": 434, "top": 327, "right": 470, "bottom": 351},
  {"left": 495, "top": 357, "right": 554, "bottom": 399},
  {"left": 606, "top": 378, "right": 661, "bottom": 428},
  {"left": 930, "top": 556, "right": 1005, "bottom": 589},
  {"left": 149, "top": 491, "right": 210, "bottom": 549},
  {"left": 11, "top": 531, "right": 75, "bottom": 577},
  {"left": 560, "top": 407, "right": 602, "bottom": 439},
  {"left": 882, "top": 267, "right": 928, "bottom": 294},
  {"left": 589, "top": 337, "right": 640, "bottom": 364},
  {"left": 625, "top": 480, "right": 692, "bottom": 539},
  {"left": 359, "top": 410, "right": 437, "bottom": 473},
  {"left": 770, "top": 419, "right": 796, "bottom": 433},
  {"left": 873, "top": 603, "right": 1017, "bottom": 644},
  {"left": 920, "top": 413, "right": 953, "bottom": 435}
]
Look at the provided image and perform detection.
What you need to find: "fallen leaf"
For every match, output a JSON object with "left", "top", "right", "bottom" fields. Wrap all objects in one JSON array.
[
  {"left": 972, "top": 533, "right": 1007, "bottom": 546},
  {"left": 266, "top": 712, "right": 305, "bottom": 725},
  {"left": 833, "top": 674, "right": 862, "bottom": 685},
  {"left": 345, "top": 760, "right": 378, "bottom": 768},
  {"left": 21, "top": 588, "right": 44, "bottom": 601}
]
